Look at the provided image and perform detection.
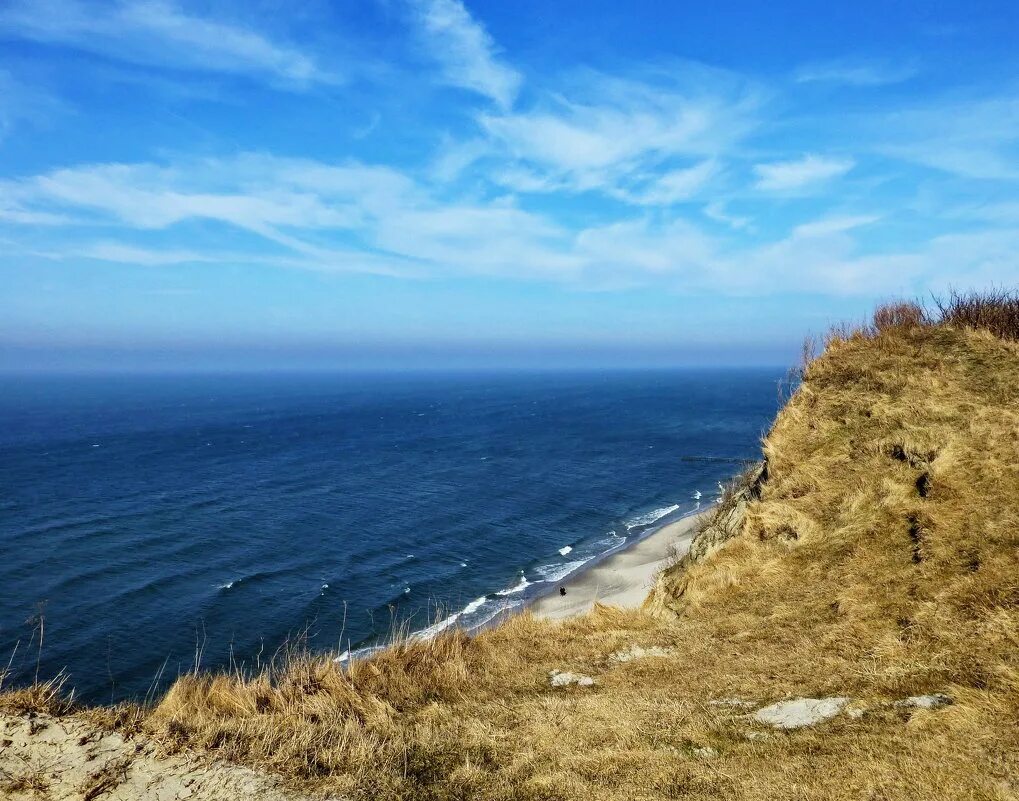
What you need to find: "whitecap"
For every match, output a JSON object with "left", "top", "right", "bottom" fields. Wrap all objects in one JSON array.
[
  {"left": 218, "top": 581, "right": 235, "bottom": 590},
  {"left": 461, "top": 595, "right": 488, "bottom": 615},
  {"left": 334, "top": 643, "right": 387, "bottom": 664},
  {"left": 535, "top": 558, "right": 592, "bottom": 583},
  {"left": 415, "top": 595, "right": 489, "bottom": 640},
  {"left": 403, "top": 586, "right": 411, "bottom": 594},
  {"left": 625, "top": 504, "right": 680, "bottom": 530},
  {"left": 495, "top": 573, "right": 532, "bottom": 596},
  {"left": 558, "top": 545, "right": 573, "bottom": 556}
]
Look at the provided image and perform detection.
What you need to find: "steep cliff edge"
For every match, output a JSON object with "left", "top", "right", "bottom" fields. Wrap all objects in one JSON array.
[{"left": 5, "top": 304, "right": 1019, "bottom": 801}]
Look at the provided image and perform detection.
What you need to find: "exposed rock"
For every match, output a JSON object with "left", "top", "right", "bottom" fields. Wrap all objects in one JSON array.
[
  {"left": 752, "top": 697, "right": 850, "bottom": 729},
  {"left": 608, "top": 644, "right": 674, "bottom": 663},
  {"left": 549, "top": 670, "right": 595, "bottom": 687},
  {"left": 687, "top": 461, "right": 767, "bottom": 563},
  {"left": 692, "top": 746, "right": 718, "bottom": 759},
  {"left": 743, "top": 731, "right": 769, "bottom": 742},
  {"left": 646, "top": 462, "right": 766, "bottom": 616},
  {"left": 0, "top": 713, "right": 315, "bottom": 800},
  {"left": 896, "top": 693, "right": 952, "bottom": 710}
]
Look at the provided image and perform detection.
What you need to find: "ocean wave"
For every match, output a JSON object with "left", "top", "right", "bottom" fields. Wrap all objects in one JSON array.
[
  {"left": 333, "top": 596, "right": 522, "bottom": 664},
  {"left": 534, "top": 558, "right": 592, "bottom": 583},
  {"left": 494, "top": 573, "right": 532, "bottom": 596},
  {"left": 416, "top": 594, "right": 489, "bottom": 639},
  {"left": 592, "top": 530, "right": 624, "bottom": 548},
  {"left": 558, "top": 545, "right": 573, "bottom": 556},
  {"left": 625, "top": 503, "right": 680, "bottom": 530},
  {"left": 468, "top": 599, "right": 522, "bottom": 630}
]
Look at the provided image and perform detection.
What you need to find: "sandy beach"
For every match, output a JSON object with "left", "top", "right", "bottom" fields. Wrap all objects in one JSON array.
[{"left": 528, "top": 511, "right": 706, "bottom": 619}]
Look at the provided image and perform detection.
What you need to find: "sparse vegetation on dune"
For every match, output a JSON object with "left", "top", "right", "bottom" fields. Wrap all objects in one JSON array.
[{"left": 4, "top": 291, "right": 1019, "bottom": 800}]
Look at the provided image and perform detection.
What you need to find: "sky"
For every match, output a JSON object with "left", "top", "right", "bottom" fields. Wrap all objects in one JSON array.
[{"left": 1, "top": 0, "right": 1018, "bottom": 371}]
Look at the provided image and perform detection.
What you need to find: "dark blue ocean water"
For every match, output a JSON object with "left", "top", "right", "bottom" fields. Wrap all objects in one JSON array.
[{"left": 0, "top": 369, "right": 780, "bottom": 702}]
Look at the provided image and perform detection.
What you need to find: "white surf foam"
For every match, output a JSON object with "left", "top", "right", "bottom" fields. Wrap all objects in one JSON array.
[
  {"left": 408, "top": 594, "right": 492, "bottom": 641},
  {"left": 495, "top": 573, "right": 532, "bottom": 596},
  {"left": 461, "top": 595, "right": 488, "bottom": 616},
  {"left": 535, "top": 558, "right": 592, "bottom": 583},
  {"left": 558, "top": 545, "right": 573, "bottom": 556},
  {"left": 625, "top": 504, "right": 680, "bottom": 530}
]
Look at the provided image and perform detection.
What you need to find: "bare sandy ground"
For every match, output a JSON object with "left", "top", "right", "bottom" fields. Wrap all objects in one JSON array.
[
  {"left": 529, "top": 511, "right": 706, "bottom": 620},
  {"left": 0, "top": 712, "right": 316, "bottom": 801}
]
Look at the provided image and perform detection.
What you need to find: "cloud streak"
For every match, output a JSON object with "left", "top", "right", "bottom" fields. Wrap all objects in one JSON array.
[
  {"left": 4, "top": 151, "right": 1016, "bottom": 299},
  {"left": 0, "top": 0, "right": 329, "bottom": 86},
  {"left": 479, "top": 66, "right": 759, "bottom": 203},
  {"left": 753, "top": 154, "right": 855, "bottom": 191},
  {"left": 405, "top": 0, "right": 521, "bottom": 108},
  {"left": 794, "top": 58, "right": 918, "bottom": 87}
]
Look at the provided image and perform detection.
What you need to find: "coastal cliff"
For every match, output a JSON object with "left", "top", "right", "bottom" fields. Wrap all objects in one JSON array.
[{"left": 4, "top": 299, "right": 1019, "bottom": 800}]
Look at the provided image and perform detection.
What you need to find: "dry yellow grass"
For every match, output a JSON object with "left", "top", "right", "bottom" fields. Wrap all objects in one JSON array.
[{"left": 5, "top": 308, "right": 1019, "bottom": 800}]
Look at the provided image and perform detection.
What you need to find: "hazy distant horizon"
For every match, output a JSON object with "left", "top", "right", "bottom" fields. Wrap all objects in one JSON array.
[
  {"left": 0, "top": 341, "right": 795, "bottom": 374},
  {"left": 2, "top": 1, "right": 1017, "bottom": 370}
]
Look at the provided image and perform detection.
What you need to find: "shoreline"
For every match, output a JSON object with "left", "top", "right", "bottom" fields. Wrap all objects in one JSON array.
[
  {"left": 335, "top": 508, "right": 709, "bottom": 662},
  {"left": 526, "top": 510, "right": 706, "bottom": 620}
]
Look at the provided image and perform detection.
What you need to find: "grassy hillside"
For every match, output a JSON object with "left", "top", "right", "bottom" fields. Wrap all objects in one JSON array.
[{"left": 5, "top": 297, "right": 1019, "bottom": 800}]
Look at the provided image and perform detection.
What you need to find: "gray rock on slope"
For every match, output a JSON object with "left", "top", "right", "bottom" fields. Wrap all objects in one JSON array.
[
  {"left": 896, "top": 693, "right": 953, "bottom": 710},
  {"left": 752, "top": 697, "right": 851, "bottom": 729},
  {"left": 549, "top": 670, "right": 595, "bottom": 687}
]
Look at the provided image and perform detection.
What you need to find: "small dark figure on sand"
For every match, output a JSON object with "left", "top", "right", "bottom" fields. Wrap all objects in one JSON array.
[{"left": 559, "top": 586, "right": 567, "bottom": 596}]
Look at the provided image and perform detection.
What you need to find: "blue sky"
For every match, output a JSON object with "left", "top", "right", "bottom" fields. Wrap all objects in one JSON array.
[{"left": 1, "top": 0, "right": 1018, "bottom": 370}]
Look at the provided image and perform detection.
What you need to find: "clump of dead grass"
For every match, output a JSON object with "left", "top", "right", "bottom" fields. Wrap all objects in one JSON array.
[
  {"left": 0, "top": 670, "right": 74, "bottom": 717},
  {"left": 0, "top": 767, "right": 50, "bottom": 797}
]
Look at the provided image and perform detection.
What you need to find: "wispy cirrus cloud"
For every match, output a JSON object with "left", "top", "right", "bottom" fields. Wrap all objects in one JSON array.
[
  {"left": 6, "top": 151, "right": 1013, "bottom": 298},
  {"left": 0, "top": 70, "right": 66, "bottom": 142},
  {"left": 0, "top": 0, "right": 330, "bottom": 87},
  {"left": 753, "top": 153, "right": 855, "bottom": 191},
  {"left": 794, "top": 58, "right": 918, "bottom": 87},
  {"left": 478, "top": 66, "right": 760, "bottom": 204},
  {"left": 873, "top": 95, "right": 1019, "bottom": 180},
  {"left": 404, "top": 0, "right": 521, "bottom": 108}
]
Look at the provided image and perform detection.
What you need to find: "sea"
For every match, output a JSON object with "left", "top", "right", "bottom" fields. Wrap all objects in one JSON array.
[{"left": 0, "top": 368, "right": 782, "bottom": 703}]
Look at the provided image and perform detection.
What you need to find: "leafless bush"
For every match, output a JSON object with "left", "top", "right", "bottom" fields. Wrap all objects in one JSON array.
[{"left": 931, "top": 288, "right": 1019, "bottom": 341}]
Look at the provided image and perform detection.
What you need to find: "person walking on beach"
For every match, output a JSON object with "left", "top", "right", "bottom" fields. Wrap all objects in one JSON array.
[{"left": 559, "top": 586, "right": 567, "bottom": 596}]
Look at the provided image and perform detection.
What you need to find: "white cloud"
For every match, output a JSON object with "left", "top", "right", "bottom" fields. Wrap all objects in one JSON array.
[
  {"left": 753, "top": 154, "right": 855, "bottom": 191},
  {"left": 479, "top": 67, "right": 759, "bottom": 203},
  {"left": 405, "top": 0, "right": 521, "bottom": 108},
  {"left": 622, "top": 161, "right": 718, "bottom": 205},
  {"left": 78, "top": 243, "right": 229, "bottom": 266},
  {"left": 873, "top": 96, "right": 1019, "bottom": 180},
  {"left": 0, "top": 0, "right": 328, "bottom": 86},
  {"left": 0, "top": 155, "right": 577, "bottom": 279},
  {"left": 704, "top": 201, "right": 750, "bottom": 230},
  {"left": 795, "top": 59, "right": 918, "bottom": 87},
  {"left": 5, "top": 151, "right": 1017, "bottom": 298},
  {"left": 791, "top": 215, "right": 879, "bottom": 239}
]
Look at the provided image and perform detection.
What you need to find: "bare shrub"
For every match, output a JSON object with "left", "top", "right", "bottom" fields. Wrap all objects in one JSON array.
[
  {"left": 932, "top": 287, "right": 1019, "bottom": 341},
  {"left": 872, "top": 301, "right": 927, "bottom": 332}
]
